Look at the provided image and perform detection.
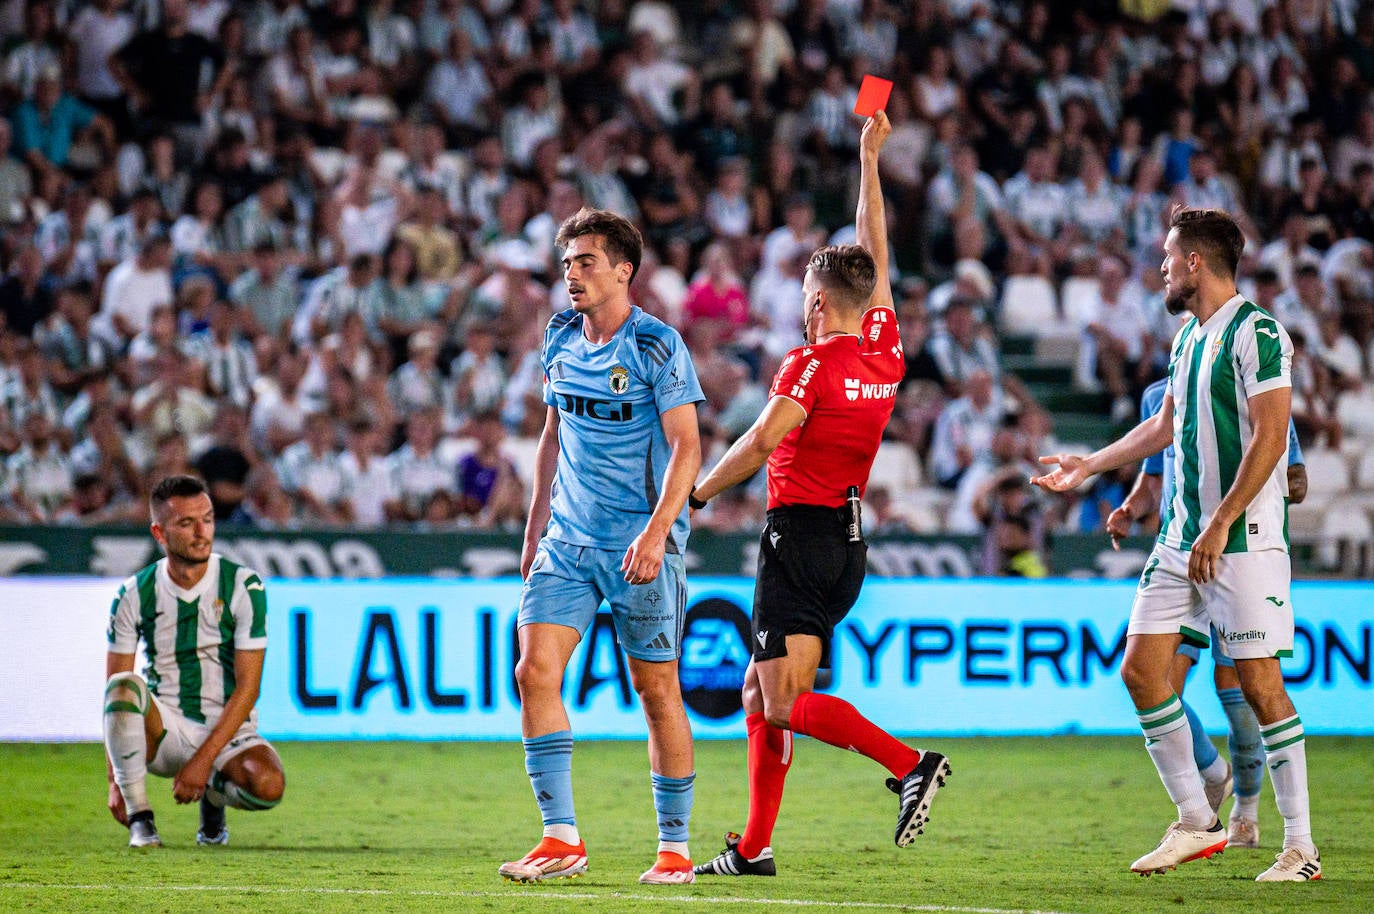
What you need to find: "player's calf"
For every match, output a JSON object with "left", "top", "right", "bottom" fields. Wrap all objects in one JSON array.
[{"left": 104, "top": 672, "right": 154, "bottom": 838}]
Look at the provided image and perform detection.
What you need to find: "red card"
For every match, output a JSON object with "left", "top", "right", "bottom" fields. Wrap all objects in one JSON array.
[{"left": 854, "top": 74, "right": 893, "bottom": 117}]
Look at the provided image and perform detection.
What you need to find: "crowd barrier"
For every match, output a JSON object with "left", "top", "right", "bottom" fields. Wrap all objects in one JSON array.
[{"left": 2, "top": 578, "right": 1369, "bottom": 741}]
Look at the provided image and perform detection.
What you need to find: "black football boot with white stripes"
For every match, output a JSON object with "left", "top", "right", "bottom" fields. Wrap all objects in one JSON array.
[
  {"left": 888, "top": 750, "right": 951, "bottom": 847},
  {"left": 692, "top": 832, "right": 777, "bottom": 877}
]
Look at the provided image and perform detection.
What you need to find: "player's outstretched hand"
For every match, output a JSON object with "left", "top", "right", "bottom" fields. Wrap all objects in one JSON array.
[
  {"left": 1029, "top": 453, "right": 1092, "bottom": 492},
  {"left": 108, "top": 781, "right": 128, "bottom": 825},
  {"left": 172, "top": 753, "right": 213, "bottom": 804},
  {"left": 861, "top": 111, "right": 891, "bottom": 158},
  {"left": 621, "top": 529, "right": 665, "bottom": 586}
]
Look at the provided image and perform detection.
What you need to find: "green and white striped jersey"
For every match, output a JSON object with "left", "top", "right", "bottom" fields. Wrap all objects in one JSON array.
[
  {"left": 1160, "top": 294, "right": 1293, "bottom": 554},
  {"left": 107, "top": 554, "right": 268, "bottom": 726}
]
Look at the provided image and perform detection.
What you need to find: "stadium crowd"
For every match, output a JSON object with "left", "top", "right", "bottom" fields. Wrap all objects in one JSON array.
[{"left": 1, "top": 0, "right": 1373, "bottom": 558}]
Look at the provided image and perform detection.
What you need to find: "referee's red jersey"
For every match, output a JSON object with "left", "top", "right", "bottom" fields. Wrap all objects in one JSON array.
[{"left": 766, "top": 306, "right": 904, "bottom": 509}]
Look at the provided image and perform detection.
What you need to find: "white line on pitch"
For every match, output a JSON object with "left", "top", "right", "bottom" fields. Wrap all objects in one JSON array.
[{"left": 0, "top": 882, "right": 1079, "bottom": 914}]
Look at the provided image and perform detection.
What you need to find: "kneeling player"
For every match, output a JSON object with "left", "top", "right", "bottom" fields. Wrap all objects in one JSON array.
[{"left": 105, "top": 476, "right": 284, "bottom": 847}]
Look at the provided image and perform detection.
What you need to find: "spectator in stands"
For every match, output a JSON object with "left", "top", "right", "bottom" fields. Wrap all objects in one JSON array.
[
  {"left": 0, "top": 119, "right": 32, "bottom": 225},
  {"left": 623, "top": 28, "right": 698, "bottom": 128},
  {"left": 110, "top": 0, "right": 230, "bottom": 165},
  {"left": 929, "top": 368, "right": 1002, "bottom": 490},
  {"left": 397, "top": 187, "right": 461, "bottom": 285},
  {"left": 1261, "top": 210, "right": 1323, "bottom": 290},
  {"left": 12, "top": 66, "right": 114, "bottom": 179},
  {"left": 979, "top": 475, "right": 1049, "bottom": 578},
  {"left": 97, "top": 234, "right": 174, "bottom": 348},
  {"left": 0, "top": 244, "right": 52, "bottom": 338},
  {"left": 1075, "top": 254, "right": 1152, "bottom": 422},
  {"left": 3, "top": 341, "right": 61, "bottom": 432},
  {"left": 683, "top": 242, "right": 750, "bottom": 345},
  {"left": 927, "top": 297, "right": 1001, "bottom": 398},
  {"left": 455, "top": 411, "right": 524, "bottom": 528},
  {"left": 277, "top": 410, "right": 348, "bottom": 525},
  {"left": 229, "top": 242, "right": 296, "bottom": 339},
  {"left": 194, "top": 403, "right": 255, "bottom": 522},
  {"left": 338, "top": 417, "right": 395, "bottom": 527},
  {"left": 449, "top": 324, "right": 506, "bottom": 429},
  {"left": 5, "top": 411, "right": 73, "bottom": 521},
  {"left": 384, "top": 407, "right": 454, "bottom": 523},
  {"left": 1003, "top": 144, "right": 1067, "bottom": 276},
  {"left": 926, "top": 143, "right": 1015, "bottom": 272}
]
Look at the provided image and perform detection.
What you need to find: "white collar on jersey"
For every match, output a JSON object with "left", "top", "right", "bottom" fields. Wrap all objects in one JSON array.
[{"left": 158, "top": 555, "right": 217, "bottom": 601}]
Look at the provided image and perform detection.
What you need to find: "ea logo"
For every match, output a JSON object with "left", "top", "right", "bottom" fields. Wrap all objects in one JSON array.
[
  {"left": 608, "top": 365, "right": 630, "bottom": 394},
  {"left": 678, "top": 597, "right": 752, "bottom": 720}
]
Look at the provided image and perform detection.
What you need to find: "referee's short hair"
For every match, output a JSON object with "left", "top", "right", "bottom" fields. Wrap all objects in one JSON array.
[
  {"left": 808, "top": 244, "right": 877, "bottom": 309},
  {"left": 556, "top": 208, "right": 643, "bottom": 281},
  {"left": 1169, "top": 205, "right": 1243, "bottom": 279},
  {"left": 150, "top": 475, "right": 209, "bottom": 515}
]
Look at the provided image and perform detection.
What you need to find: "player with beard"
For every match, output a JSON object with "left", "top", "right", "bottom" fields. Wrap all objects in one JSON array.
[
  {"left": 689, "top": 112, "right": 950, "bottom": 878},
  {"left": 1032, "top": 207, "right": 1319, "bottom": 882},
  {"left": 104, "top": 475, "right": 284, "bottom": 847}
]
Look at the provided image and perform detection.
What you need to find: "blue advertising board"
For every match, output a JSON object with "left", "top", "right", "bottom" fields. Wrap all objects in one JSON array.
[{"left": 257, "top": 579, "right": 1373, "bottom": 739}]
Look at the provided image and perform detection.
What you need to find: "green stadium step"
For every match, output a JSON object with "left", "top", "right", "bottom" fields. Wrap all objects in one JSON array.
[
  {"left": 1003, "top": 355, "right": 1073, "bottom": 385},
  {"left": 1002, "top": 334, "right": 1036, "bottom": 357},
  {"left": 1025, "top": 383, "right": 1111, "bottom": 414},
  {"left": 1054, "top": 412, "right": 1116, "bottom": 449}
]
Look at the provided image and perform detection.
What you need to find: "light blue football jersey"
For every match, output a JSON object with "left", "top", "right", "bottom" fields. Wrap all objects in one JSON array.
[
  {"left": 1140, "top": 378, "right": 1303, "bottom": 519},
  {"left": 540, "top": 306, "right": 704, "bottom": 553}
]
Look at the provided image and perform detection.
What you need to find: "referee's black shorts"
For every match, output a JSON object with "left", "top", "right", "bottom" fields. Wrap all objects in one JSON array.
[{"left": 751, "top": 504, "right": 867, "bottom": 668}]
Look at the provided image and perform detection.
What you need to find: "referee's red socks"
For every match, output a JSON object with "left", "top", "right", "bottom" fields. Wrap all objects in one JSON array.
[
  {"left": 738, "top": 712, "right": 792, "bottom": 860},
  {"left": 788, "top": 691, "right": 920, "bottom": 779}
]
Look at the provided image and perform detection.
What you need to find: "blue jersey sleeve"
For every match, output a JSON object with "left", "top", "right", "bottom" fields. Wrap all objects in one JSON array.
[
  {"left": 647, "top": 328, "right": 705, "bottom": 414},
  {"left": 1140, "top": 380, "right": 1167, "bottom": 476},
  {"left": 1287, "top": 419, "right": 1303, "bottom": 466},
  {"left": 540, "top": 311, "right": 578, "bottom": 408}
]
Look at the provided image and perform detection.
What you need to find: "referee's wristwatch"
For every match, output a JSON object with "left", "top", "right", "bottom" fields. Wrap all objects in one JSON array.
[{"left": 688, "top": 487, "right": 708, "bottom": 510}]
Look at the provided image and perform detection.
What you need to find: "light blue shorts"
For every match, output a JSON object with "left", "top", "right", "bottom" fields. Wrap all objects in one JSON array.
[
  {"left": 1177, "top": 624, "right": 1235, "bottom": 668},
  {"left": 518, "top": 539, "right": 687, "bottom": 661}
]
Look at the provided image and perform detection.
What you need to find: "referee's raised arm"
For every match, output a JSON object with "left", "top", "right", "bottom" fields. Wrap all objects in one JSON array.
[{"left": 856, "top": 111, "right": 894, "bottom": 314}]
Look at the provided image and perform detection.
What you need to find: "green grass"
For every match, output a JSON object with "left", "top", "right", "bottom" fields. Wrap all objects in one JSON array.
[{"left": 1, "top": 737, "right": 1371, "bottom": 913}]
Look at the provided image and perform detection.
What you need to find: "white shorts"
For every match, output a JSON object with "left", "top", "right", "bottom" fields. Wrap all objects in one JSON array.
[
  {"left": 1129, "top": 544, "right": 1294, "bottom": 660},
  {"left": 147, "top": 695, "right": 273, "bottom": 778}
]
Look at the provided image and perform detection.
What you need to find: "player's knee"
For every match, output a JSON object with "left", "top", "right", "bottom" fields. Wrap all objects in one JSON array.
[
  {"left": 249, "top": 767, "right": 285, "bottom": 805},
  {"left": 1118, "top": 658, "right": 1152, "bottom": 699},
  {"left": 631, "top": 666, "right": 680, "bottom": 710},
  {"left": 513, "top": 653, "right": 561, "bottom": 697},
  {"left": 104, "top": 672, "right": 149, "bottom": 713},
  {"left": 760, "top": 695, "right": 794, "bottom": 730}
]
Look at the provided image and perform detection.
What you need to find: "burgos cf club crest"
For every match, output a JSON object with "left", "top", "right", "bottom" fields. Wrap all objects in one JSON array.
[{"left": 609, "top": 365, "right": 630, "bottom": 394}]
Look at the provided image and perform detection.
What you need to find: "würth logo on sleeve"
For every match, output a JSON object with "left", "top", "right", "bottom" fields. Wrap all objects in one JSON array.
[{"left": 789, "top": 357, "right": 822, "bottom": 399}]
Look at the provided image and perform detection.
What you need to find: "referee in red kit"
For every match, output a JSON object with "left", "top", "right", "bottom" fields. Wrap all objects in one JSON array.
[{"left": 690, "top": 111, "right": 950, "bottom": 878}]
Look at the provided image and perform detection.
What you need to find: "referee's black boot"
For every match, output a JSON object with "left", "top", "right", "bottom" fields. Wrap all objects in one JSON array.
[
  {"left": 888, "top": 750, "right": 952, "bottom": 847},
  {"left": 692, "top": 832, "right": 777, "bottom": 876}
]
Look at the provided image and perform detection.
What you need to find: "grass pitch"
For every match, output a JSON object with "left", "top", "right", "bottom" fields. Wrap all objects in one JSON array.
[{"left": 1, "top": 737, "right": 1370, "bottom": 914}]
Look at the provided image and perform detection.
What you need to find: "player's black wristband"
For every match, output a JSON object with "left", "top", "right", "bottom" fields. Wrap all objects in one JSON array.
[{"left": 688, "top": 487, "right": 708, "bottom": 511}]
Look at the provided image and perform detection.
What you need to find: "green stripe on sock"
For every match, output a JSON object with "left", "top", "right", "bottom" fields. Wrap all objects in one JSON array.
[
  {"left": 105, "top": 677, "right": 146, "bottom": 711},
  {"left": 1138, "top": 695, "right": 1179, "bottom": 717},
  {"left": 103, "top": 700, "right": 144, "bottom": 714},
  {"left": 1262, "top": 718, "right": 1302, "bottom": 739},
  {"left": 1265, "top": 733, "right": 1305, "bottom": 751},
  {"left": 236, "top": 791, "right": 279, "bottom": 811}
]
